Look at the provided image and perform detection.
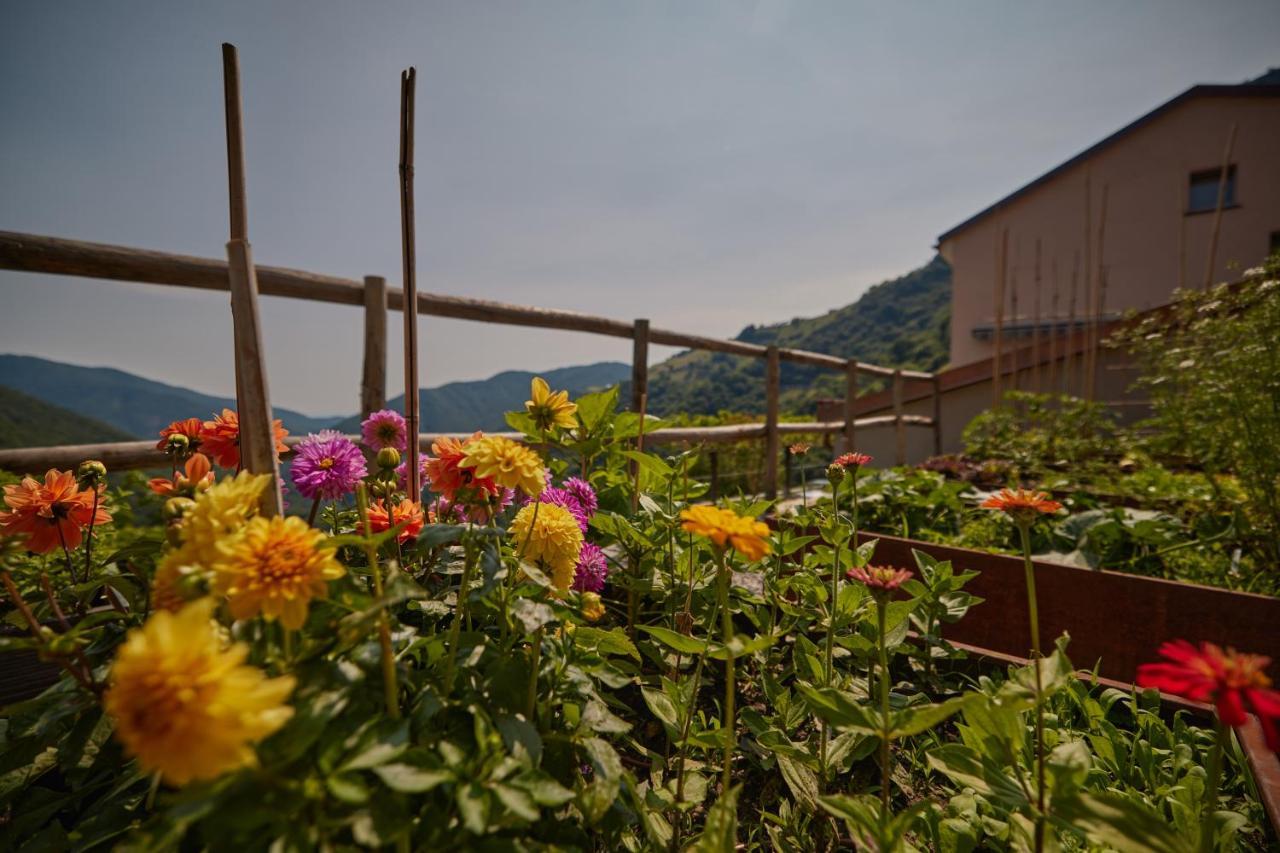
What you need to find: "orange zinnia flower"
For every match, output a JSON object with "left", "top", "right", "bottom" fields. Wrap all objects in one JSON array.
[
  {"left": 148, "top": 453, "right": 215, "bottom": 497},
  {"left": 0, "top": 469, "right": 112, "bottom": 554},
  {"left": 200, "top": 409, "right": 289, "bottom": 469},
  {"left": 156, "top": 418, "right": 205, "bottom": 453},
  {"left": 362, "top": 498, "right": 425, "bottom": 544},
  {"left": 980, "top": 488, "right": 1062, "bottom": 523}
]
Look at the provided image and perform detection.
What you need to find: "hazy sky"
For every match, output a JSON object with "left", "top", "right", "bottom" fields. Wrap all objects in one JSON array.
[{"left": 2, "top": 1, "right": 1277, "bottom": 416}]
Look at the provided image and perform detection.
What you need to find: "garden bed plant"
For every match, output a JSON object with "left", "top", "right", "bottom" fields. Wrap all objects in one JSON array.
[{"left": 0, "top": 379, "right": 1276, "bottom": 850}]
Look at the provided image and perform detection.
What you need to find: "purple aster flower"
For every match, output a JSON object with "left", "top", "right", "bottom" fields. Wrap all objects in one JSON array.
[
  {"left": 562, "top": 477, "right": 597, "bottom": 519},
  {"left": 291, "top": 430, "right": 367, "bottom": 500},
  {"left": 361, "top": 409, "right": 408, "bottom": 452},
  {"left": 573, "top": 542, "right": 608, "bottom": 593}
]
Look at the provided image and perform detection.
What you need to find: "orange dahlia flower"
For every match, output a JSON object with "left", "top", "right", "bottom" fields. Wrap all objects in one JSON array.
[
  {"left": 156, "top": 417, "right": 205, "bottom": 453},
  {"left": 0, "top": 469, "right": 112, "bottom": 554},
  {"left": 362, "top": 498, "right": 425, "bottom": 544},
  {"left": 200, "top": 409, "right": 289, "bottom": 469},
  {"left": 148, "top": 453, "right": 215, "bottom": 497},
  {"left": 424, "top": 433, "right": 500, "bottom": 504}
]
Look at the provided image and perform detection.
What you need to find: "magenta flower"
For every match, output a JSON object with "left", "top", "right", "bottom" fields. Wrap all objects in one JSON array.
[
  {"left": 427, "top": 489, "right": 513, "bottom": 525},
  {"left": 291, "top": 431, "right": 367, "bottom": 500},
  {"left": 574, "top": 542, "right": 608, "bottom": 593},
  {"left": 361, "top": 409, "right": 408, "bottom": 452},
  {"left": 562, "top": 477, "right": 598, "bottom": 520}
]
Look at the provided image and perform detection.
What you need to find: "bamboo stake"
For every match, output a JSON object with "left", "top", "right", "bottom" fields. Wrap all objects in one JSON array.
[
  {"left": 992, "top": 228, "right": 1008, "bottom": 407},
  {"left": 1032, "top": 238, "right": 1042, "bottom": 393},
  {"left": 1081, "top": 171, "right": 1092, "bottom": 400},
  {"left": 398, "top": 68, "right": 421, "bottom": 502},
  {"left": 1203, "top": 123, "right": 1238, "bottom": 291},
  {"left": 220, "top": 43, "right": 282, "bottom": 516},
  {"left": 1086, "top": 184, "right": 1109, "bottom": 401},
  {"left": 1047, "top": 256, "right": 1059, "bottom": 396},
  {"left": 1065, "top": 252, "right": 1079, "bottom": 396}
]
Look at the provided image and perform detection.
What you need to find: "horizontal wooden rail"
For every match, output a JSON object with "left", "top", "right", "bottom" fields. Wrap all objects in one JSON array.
[
  {"left": 0, "top": 415, "right": 937, "bottom": 474},
  {"left": 0, "top": 231, "right": 916, "bottom": 378}
]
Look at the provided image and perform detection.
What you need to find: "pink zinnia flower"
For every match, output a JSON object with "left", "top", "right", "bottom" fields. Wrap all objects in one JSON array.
[
  {"left": 573, "top": 542, "right": 608, "bottom": 593},
  {"left": 834, "top": 452, "right": 873, "bottom": 469},
  {"left": 291, "top": 431, "right": 367, "bottom": 500},
  {"left": 847, "top": 564, "right": 913, "bottom": 592},
  {"left": 361, "top": 409, "right": 408, "bottom": 453}
]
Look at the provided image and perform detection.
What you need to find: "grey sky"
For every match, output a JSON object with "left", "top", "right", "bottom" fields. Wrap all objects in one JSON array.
[{"left": 2, "top": 1, "right": 1276, "bottom": 416}]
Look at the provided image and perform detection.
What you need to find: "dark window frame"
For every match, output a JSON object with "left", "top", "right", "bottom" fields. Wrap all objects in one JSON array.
[{"left": 1186, "top": 164, "right": 1238, "bottom": 215}]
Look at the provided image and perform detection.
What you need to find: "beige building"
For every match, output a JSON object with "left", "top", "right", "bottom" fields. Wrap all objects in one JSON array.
[{"left": 938, "top": 69, "right": 1280, "bottom": 368}]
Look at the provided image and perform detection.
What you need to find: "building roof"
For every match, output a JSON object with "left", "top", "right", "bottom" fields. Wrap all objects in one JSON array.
[{"left": 935, "top": 72, "right": 1280, "bottom": 246}]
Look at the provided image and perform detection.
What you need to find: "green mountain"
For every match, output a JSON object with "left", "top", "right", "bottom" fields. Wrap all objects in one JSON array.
[
  {"left": 0, "top": 385, "right": 134, "bottom": 449},
  {"left": 0, "top": 354, "right": 343, "bottom": 439},
  {"left": 334, "top": 362, "right": 630, "bottom": 434},
  {"left": 644, "top": 255, "right": 951, "bottom": 416}
]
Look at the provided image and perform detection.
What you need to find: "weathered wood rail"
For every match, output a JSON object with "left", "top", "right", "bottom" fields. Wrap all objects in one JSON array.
[{"left": 0, "top": 230, "right": 942, "bottom": 496}]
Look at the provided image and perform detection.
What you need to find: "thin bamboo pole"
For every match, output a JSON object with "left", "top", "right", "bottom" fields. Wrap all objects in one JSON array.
[
  {"left": 361, "top": 275, "right": 388, "bottom": 418},
  {"left": 398, "top": 67, "right": 421, "bottom": 502},
  {"left": 1047, "top": 257, "right": 1059, "bottom": 396},
  {"left": 1032, "top": 238, "right": 1042, "bottom": 393},
  {"left": 220, "top": 43, "right": 282, "bottom": 516},
  {"left": 1086, "top": 184, "right": 1109, "bottom": 401},
  {"left": 1203, "top": 123, "right": 1238, "bottom": 291},
  {"left": 992, "top": 228, "right": 1008, "bottom": 407},
  {"left": 764, "top": 346, "right": 780, "bottom": 501}
]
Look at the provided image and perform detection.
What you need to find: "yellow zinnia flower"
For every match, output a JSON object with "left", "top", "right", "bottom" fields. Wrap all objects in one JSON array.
[
  {"left": 460, "top": 435, "right": 546, "bottom": 497},
  {"left": 104, "top": 600, "right": 295, "bottom": 786},
  {"left": 680, "top": 505, "right": 772, "bottom": 562},
  {"left": 509, "top": 502, "right": 583, "bottom": 593},
  {"left": 180, "top": 471, "right": 272, "bottom": 568},
  {"left": 212, "top": 515, "right": 345, "bottom": 630},
  {"left": 526, "top": 376, "right": 578, "bottom": 432}
]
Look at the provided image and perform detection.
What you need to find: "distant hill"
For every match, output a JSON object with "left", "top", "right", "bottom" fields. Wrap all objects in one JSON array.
[
  {"left": 333, "top": 362, "right": 631, "bottom": 434},
  {"left": 0, "top": 354, "right": 344, "bottom": 440},
  {"left": 0, "top": 385, "right": 134, "bottom": 449},
  {"left": 644, "top": 256, "right": 951, "bottom": 416}
]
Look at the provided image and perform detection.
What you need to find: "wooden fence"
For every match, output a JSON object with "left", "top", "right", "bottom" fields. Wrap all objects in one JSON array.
[{"left": 0, "top": 229, "right": 942, "bottom": 499}]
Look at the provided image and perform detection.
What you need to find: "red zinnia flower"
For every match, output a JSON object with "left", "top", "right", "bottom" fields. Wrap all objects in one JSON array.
[
  {"left": 156, "top": 417, "right": 205, "bottom": 452},
  {"left": 980, "top": 488, "right": 1062, "bottom": 521},
  {"left": 847, "top": 564, "right": 913, "bottom": 592},
  {"left": 834, "top": 452, "right": 873, "bottom": 469},
  {"left": 362, "top": 498, "right": 425, "bottom": 544},
  {"left": 1137, "top": 640, "right": 1280, "bottom": 749},
  {"left": 0, "top": 469, "right": 112, "bottom": 554},
  {"left": 199, "top": 409, "right": 289, "bottom": 469}
]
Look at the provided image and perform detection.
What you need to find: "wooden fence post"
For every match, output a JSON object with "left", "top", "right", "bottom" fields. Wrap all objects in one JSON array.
[
  {"left": 631, "top": 319, "right": 649, "bottom": 413},
  {"left": 398, "top": 67, "right": 421, "bottom": 502},
  {"left": 764, "top": 345, "right": 780, "bottom": 501},
  {"left": 931, "top": 373, "right": 943, "bottom": 457},
  {"left": 221, "top": 43, "right": 282, "bottom": 516},
  {"left": 361, "top": 275, "right": 387, "bottom": 418},
  {"left": 893, "top": 369, "right": 906, "bottom": 466},
  {"left": 844, "top": 359, "right": 858, "bottom": 454}
]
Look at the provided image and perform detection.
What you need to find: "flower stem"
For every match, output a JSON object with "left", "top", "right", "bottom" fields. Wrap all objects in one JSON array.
[
  {"left": 525, "top": 625, "right": 544, "bottom": 722},
  {"left": 672, "top": 591, "right": 725, "bottom": 852},
  {"left": 1200, "top": 722, "right": 1227, "bottom": 853},
  {"left": 441, "top": 535, "right": 476, "bottom": 694},
  {"left": 307, "top": 497, "right": 321, "bottom": 526},
  {"left": 1018, "top": 521, "right": 1045, "bottom": 853},
  {"left": 820, "top": 477, "right": 841, "bottom": 787},
  {"left": 356, "top": 485, "right": 400, "bottom": 719},
  {"left": 83, "top": 488, "right": 100, "bottom": 579},
  {"left": 877, "top": 595, "right": 891, "bottom": 831},
  {"left": 717, "top": 548, "right": 735, "bottom": 794}
]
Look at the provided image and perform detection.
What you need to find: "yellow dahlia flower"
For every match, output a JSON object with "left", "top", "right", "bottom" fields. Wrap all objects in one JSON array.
[
  {"left": 509, "top": 502, "right": 583, "bottom": 593},
  {"left": 526, "top": 376, "right": 578, "bottom": 432},
  {"left": 460, "top": 435, "right": 546, "bottom": 497},
  {"left": 581, "top": 591, "right": 605, "bottom": 622},
  {"left": 180, "top": 471, "right": 272, "bottom": 567},
  {"left": 104, "top": 599, "right": 295, "bottom": 786},
  {"left": 680, "top": 505, "right": 772, "bottom": 562},
  {"left": 212, "top": 515, "right": 344, "bottom": 630}
]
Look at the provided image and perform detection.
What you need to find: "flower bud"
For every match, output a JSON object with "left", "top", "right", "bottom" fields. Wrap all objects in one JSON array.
[
  {"left": 77, "top": 459, "right": 107, "bottom": 488},
  {"left": 163, "top": 496, "right": 196, "bottom": 522},
  {"left": 376, "top": 447, "right": 401, "bottom": 470},
  {"left": 165, "top": 433, "right": 190, "bottom": 456},
  {"left": 826, "top": 463, "right": 847, "bottom": 486},
  {"left": 581, "top": 592, "right": 605, "bottom": 623}
]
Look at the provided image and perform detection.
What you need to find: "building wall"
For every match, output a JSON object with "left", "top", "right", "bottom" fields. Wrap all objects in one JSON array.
[{"left": 940, "top": 95, "right": 1280, "bottom": 367}]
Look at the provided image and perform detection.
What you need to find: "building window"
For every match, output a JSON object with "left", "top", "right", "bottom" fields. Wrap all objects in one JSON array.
[{"left": 1187, "top": 165, "right": 1237, "bottom": 214}]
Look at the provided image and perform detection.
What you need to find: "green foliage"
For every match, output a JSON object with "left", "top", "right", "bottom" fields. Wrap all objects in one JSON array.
[
  {"left": 961, "top": 391, "right": 1119, "bottom": 478},
  {"left": 0, "top": 385, "right": 133, "bottom": 449},
  {"left": 1114, "top": 253, "right": 1280, "bottom": 566},
  {"left": 644, "top": 255, "right": 951, "bottom": 417}
]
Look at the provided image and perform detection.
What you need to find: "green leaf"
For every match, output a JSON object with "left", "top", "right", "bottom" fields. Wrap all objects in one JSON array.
[
  {"left": 574, "top": 626, "right": 640, "bottom": 661},
  {"left": 372, "top": 763, "right": 451, "bottom": 793},
  {"left": 706, "top": 632, "right": 776, "bottom": 661},
  {"left": 1053, "top": 791, "right": 1195, "bottom": 853},
  {"left": 889, "top": 695, "right": 971, "bottom": 738},
  {"left": 694, "top": 785, "right": 740, "bottom": 852},
  {"left": 326, "top": 773, "right": 371, "bottom": 805},
  {"left": 925, "top": 744, "right": 1029, "bottom": 810},
  {"left": 622, "top": 450, "right": 675, "bottom": 479},
  {"left": 777, "top": 754, "right": 820, "bottom": 813},
  {"left": 795, "top": 684, "right": 878, "bottom": 734},
  {"left": 638, "top": 625, "right": 709, "bottom": 655},
  {"left": 641, "top": 687, "right": 680, "bottom": 733},
  {"left": 511, "top": 598, "right": 556, "bottom": 633}
]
